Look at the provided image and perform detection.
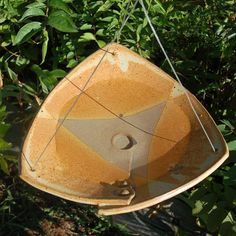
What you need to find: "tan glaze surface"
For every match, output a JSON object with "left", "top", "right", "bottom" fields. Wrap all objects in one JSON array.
[
  {"left": 60, "top": 79, "right": 168, "bottom": 119},
  {"left": 99, "top": 94, "right": 228, "bottom": 215},
  {"left": 20, "top": 43, "right": 229, "bottom": 215}
]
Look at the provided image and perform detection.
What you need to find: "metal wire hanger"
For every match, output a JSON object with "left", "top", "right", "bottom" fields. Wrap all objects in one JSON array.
[{"left": 22, "top": 0, "right": 216, "bottom": 172}]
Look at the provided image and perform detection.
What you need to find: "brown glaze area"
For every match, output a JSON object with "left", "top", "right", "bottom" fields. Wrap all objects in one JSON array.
[
  {"left": 22, "top": 117, "right": 57, "bottom": 165},
  {"left": 55, "top": 126, "right": 129, "bottom": 184},
  {"left": 147, "top": 96, "right": 191, "bottom": 181},
  {"left": 45, "top": 45, "right": 174, "bottom": 120},
  {"left": 118, "top": 93, "right": 226, "bottom": 208},
  {"left": 60, "top": 79, "right": 170, "bottom": 119},
  {"left": 117, "top": 94, "right": 225, "bottom": 205},
  {"left": 20, "top": 43, "right": 228, "bottom": 215}
]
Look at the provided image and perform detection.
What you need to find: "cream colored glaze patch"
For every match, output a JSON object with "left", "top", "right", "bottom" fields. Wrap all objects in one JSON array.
[
  {"left": 118, "top": 53, "right": 129, "bottom": 72},
  {"left": 170, "top": 82, "right": 185, "bottom": 98},
  {"left": 38, "top": 108, "right": 55, "bottom": 119}
]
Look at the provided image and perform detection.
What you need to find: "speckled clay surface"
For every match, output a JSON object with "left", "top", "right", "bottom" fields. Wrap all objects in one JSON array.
[{"left": 20, "top": 43, "right": 228, "bottom": 215}]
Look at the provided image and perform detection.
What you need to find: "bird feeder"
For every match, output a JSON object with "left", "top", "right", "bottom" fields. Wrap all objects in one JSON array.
[{"left": 20, "top": 43, "right": 228, "bottom": 215}]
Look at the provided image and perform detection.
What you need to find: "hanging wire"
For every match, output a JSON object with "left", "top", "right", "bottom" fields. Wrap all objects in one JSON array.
[
  {"left": 32, "top": 50, "right": 109, "bottom": 169},
  {"left": 23, "top": 0, "right": 216, "bottom": 171},
  {"left": 115, "top": 0, "right": 139, "bottom": 42},
  {"left": 139, "top": 0, "right": 216, "bottom": 152},
  {"left": 21, "top": 151, "right": 34, "bottom": 171},
  {"left": 26, "top": 0, "right": 140, "bottom": 170}
]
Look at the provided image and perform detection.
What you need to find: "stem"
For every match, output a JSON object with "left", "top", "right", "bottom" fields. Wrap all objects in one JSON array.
[
  {"left": 1, "top": 46, "right": 19, "bottom": 57},
  {"left": 49, "top": 28, "right": 58, "bottom": 69}
]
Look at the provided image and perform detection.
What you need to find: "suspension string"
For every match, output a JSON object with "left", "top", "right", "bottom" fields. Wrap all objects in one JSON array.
[
  {"left": 32, "top": 49, "right": 110, "bottom": 169},
  {"left": 139, "top": 0, "right": 216, "bottom": 152},
  {"left": 21, "top": 151, "right": 34, "bottom": 171},
  {"left": 28, "top": 0, "right": 139, "bottom": 170},
  {"left": 115, "top": 0, "right": 139, "bottom": 43}
]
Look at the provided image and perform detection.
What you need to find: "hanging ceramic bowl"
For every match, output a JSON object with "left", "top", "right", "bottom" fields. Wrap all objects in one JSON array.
[{"left": 20, "top": 43, "right": 228, "bottom": 215}]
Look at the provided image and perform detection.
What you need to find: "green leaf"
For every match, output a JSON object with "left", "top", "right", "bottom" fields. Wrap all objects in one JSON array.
[
  {"left": 1, "top": 40, "right": 11, "bottom": 47},
  {"left": 0, "top": 157, "right": 9, "bottom": 175},
  {"left": 192, "top": 193, "right": 217, "bottom": 216},
  {"left": 79, "top": 32, "right": 96, "bottom": 42},
  {"left": 19, "top": 8, "right": 45, "bottom": 22},
  {"left": 16, "top": 56, "right": 29, "bottom": 66},
  {"left": 67, "top": 59, "right": 78, "bottom": 68},
  {"left": 41, "top": 29, "right": 49, "bottom": 64},
  {"left": 96, "top": 40, "right": 106, "bottom": 48},
  {"left": 38, "top": 77, "right": 49, "bottom": 94},
  {"left": 0, "top": 138, "right": 12, "bottom": 150},
  {"left": 22, "top": 83, "right": 37, "bottom": 96},
  {"left": 221, "top": 119, "right": 234, "bottom": 130},
  {"left": 42, "top": 76, "right": 58, "bottom": 92},
  {"left": 0, "top": 24, "right": 10, "bottom": 33},
  {"left": 153, "top": 0, "right": 166, "bottom": 15},
  {"left": 63, "top": 0, "right": 73, "bottom": 2},
  {"left": 32, "top": 65, "right": 65, "bottom": 94},
  {"left": 228, "top": 140, "right": 236, "bottom": 151},
  {"left": 224, "top": 186, "right": 236, "bottom": 204},
  {"left": 96, "top": 29, "right": 105, "bottom": 36},
  {"left": 101, "top": 16, "right": 113, "bottom": 22},
  {"left": 219, "top": 211, "right": 236, "bottom": 236},
  {"left": 189, "top": 185, "right": 208, "bottom": 200},
  {"left": 0, "top": 10, "right": 7, "bottom": 23},
  {"left": 80, "top": 23, "right": 93, "bottom": 30},
  {"left": 6, "top": 66, "right": 17, "bottom": 81},
  {"left": 66, "top": 51, "right": 74, "bottom": 60},
  {"left": 0, "top": 71, "right": 3, "bottom": 90},
  {"left": 31, "top": 65, "right": 49, "bottom": 94},
  {"left": 3, "top": 155, "right": 17, "bottom": 163},
  {"left": 97, "top": 0, "right": 114, "bottom": 13},
  {"left": 136, "top": 24, "right": 143, "bottom": 42},
  {"left": 0, "top": 123, "right": 10, "bottom": 138},
  {"left": 192, "top": 200, "right": 204, "bottom": 215},
  {"left": 31, "top": 64, "right": 44, "bottom": 78},
  {"left": 14, "top": 22, "right": 42, "bottom": 45},
  {"left": 49, "top": 69, "right": 66, "bottom": 78},
  {"left": 47, "top": 10, "right": 78, "bottom": 33},
  {"left": 223, "top": 165, "right": 236, "bottom": 186},
  {"left": 207, "top": 203, "right": 228, "bottom": 232},
  {"left": 26, "top": 2, "right": 46, "bottom": 9},
  {"left": 49, "top": 0, "right": 75, "bottom": 16},
  {"left": 0, "top": 106, "right": 7, "bottom": 121},
  {"left": 124, "top": 39, "right": 136, "bottom": 44}
]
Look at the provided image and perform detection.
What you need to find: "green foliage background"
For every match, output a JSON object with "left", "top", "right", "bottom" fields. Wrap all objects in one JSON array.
[{"left": 0, "top": 0, "right": 235, "bottom": 235}]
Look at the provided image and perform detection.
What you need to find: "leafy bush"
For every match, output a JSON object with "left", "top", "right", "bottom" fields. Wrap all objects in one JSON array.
[
  {"left": 0, "top": 105, "right": 13, "bottom": 175},
  {"left": 0, "top": 0, "right": 235, "bottom": 234},
  {"left": 180, "top": 120, "right": 236, "bottom": 235}
]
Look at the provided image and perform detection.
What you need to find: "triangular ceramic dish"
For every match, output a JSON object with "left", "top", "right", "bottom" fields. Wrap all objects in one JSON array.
[{"left": 20, "top": 43, "right": 228, "bottom": 215}]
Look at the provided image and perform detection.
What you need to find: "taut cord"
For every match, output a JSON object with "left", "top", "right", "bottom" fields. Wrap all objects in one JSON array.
[{"left": 139, "top": 0, "right": 216, "bottom": 152}]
